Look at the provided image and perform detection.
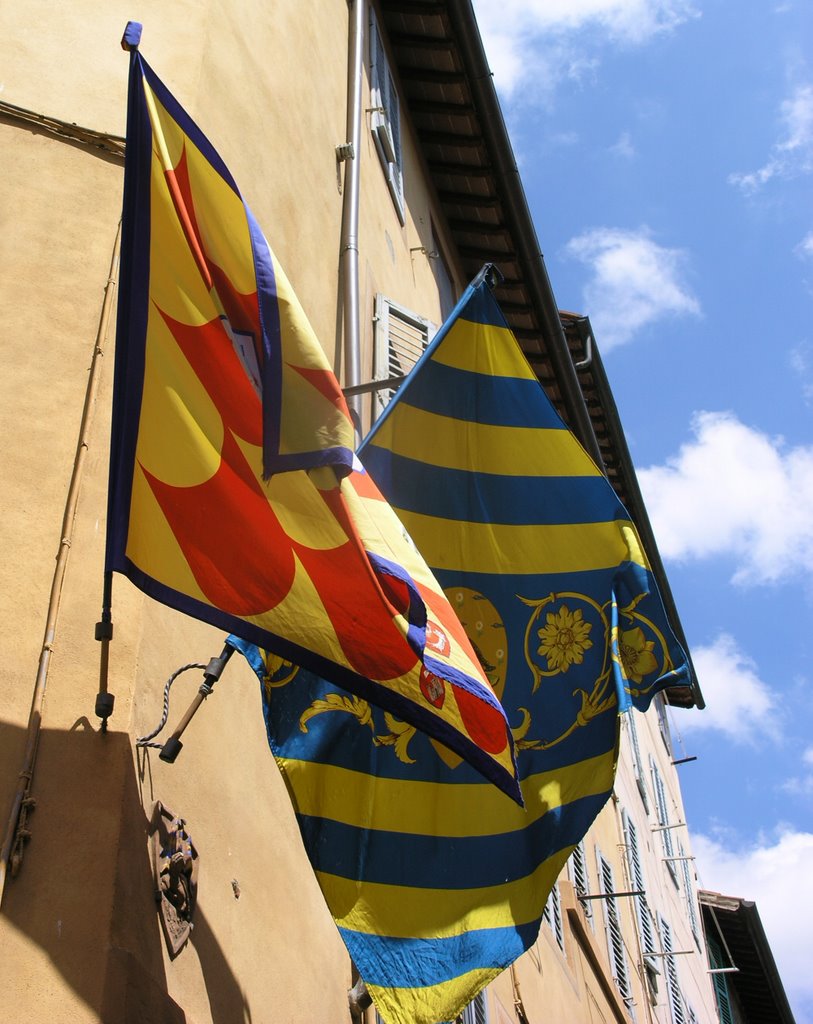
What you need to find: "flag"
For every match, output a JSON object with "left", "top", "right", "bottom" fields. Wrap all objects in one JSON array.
[
  {"left": 106, "top": 28, "right": 518, "bottom": 799},
  {"left": 233, "top": 268, "right": 693, "bottom": 1024}
]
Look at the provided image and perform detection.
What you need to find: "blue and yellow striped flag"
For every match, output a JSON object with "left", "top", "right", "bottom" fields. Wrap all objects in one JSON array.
[{"left": 232, "top": 270, "right": 692, "bottom": 1024}]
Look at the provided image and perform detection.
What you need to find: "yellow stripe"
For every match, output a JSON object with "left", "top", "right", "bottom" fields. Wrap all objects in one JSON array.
[
  {"left": 318, "top": 845, "right": 570, "bottom": 936},
  {"left": 278, "top": 750, "right": 615, "bottom": 837},
  {"left": 434, "top": 317, "right": 538, "bottom": 381},
  {"left": 369, "top": 405, "right": 598, "bottom": 477},
  {"left": 367, "top": 969, "right": 503, "bottom": 1024},
  {"left": 391, "top": 510, "right": 648, "bottom": 575}
]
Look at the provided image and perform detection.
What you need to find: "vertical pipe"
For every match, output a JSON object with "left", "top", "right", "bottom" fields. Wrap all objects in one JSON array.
[
  {"left": 340, "top": 0, "right": 364, "bottom": 438},
  {"left": 0, "top": 223, "right": 121, "bottom": 907}
]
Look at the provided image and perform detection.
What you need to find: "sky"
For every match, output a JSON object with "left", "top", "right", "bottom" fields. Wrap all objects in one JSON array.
[{"left": 471, "top": 0, "right": 813, "bottom": 1019}]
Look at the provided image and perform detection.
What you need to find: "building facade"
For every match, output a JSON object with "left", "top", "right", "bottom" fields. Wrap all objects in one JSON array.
[{"left": 1, "top": 2, "right": 717, "bottom": 1022}]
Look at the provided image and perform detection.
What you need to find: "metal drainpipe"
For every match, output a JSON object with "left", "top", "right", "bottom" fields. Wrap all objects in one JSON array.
[
  {"left": 340, "top": 0, "right": 364, "bottom": 439},
  {"left": 0, "top": 222, "right": 121, "bottom": 908}
]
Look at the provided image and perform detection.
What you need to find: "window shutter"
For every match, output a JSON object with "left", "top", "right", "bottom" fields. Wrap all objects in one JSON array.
[
  {"left": 626, "top": 711, "right": 649, "bottom": 811},
  {"left": 651, "top": 757, "right": 678, "bottom": 885},
  {"left": 655, "top": 693, "right": 673, "bottom": 755},
  {"left": 708, "top": 936, "right": 735, "bottom": 1024},
  {"left": 678, "top": 840, "right": 700, "bottom": 944},
  {"left": 459, "top": 990, "right": 488, "bottom": 1024},
  {"left": 542, "top": 881, "right": 565, "bottom": 951},
  {"left": 661, "top": 917, "right": 686, "bottom": 1024},
  {"left": 369, "top": 13, "right": 404, "bottom": 221},
  {"left": 372, "top": 294, "right": 436, "bottom": 418},
  {"left": 569, "top": 840, "right": 593, "bottom": 925},
  {"left": 598, "top": 852, "right": 634, "bottom": 1015},
  {"left": 623, "top": 812, "right": 656, "bottom": 955}
]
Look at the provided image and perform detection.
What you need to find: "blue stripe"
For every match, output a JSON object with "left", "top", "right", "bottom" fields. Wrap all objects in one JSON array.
[
  {"left": 296, "top": 790, "right": 609, "bottom": 890},
  {"left": 362, "top": 449, "right": 623, "bottom": 525},
  {"left": 340, "top": 919, "right": 541, "bottom": 988},
  {"left": 268, "top": 657, "right": 620, "bottom": 784},
  {"left": 459, "top": 285, "right": 511, "bottom": 330},
  {"left": 401, "top": 360, "right": 566, "bottom": 429},
  {"left": 118, "top": 560, "right": 519, "bottom": 801}
]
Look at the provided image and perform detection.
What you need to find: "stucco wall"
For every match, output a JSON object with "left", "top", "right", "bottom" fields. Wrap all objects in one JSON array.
[{"left": 0, "top": 2, "right": 459, "bottom": 1021}]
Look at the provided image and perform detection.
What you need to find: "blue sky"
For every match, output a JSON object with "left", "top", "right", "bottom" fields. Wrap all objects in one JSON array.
[{"left": 471, "top": 0, "right": 813, "bottom": 1018}]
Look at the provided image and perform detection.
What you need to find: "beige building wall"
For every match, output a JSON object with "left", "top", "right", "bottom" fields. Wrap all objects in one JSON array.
[
  {"left": 1, "top": 4, "right": 716, "bottom": 1024},
  {"left": 473, "top": 702, "right": 719, "bottom": 1024},
  {"left": 0, "top": 3, "right": 460, "bottom": 1022}
]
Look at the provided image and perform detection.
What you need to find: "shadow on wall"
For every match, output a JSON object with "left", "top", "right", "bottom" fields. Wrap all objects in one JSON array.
[{"left": 0, "top": 721, "right": 251, "bottom": 1024}]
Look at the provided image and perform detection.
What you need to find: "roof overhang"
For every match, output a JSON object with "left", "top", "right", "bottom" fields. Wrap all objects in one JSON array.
[
  {"left": 699, "top": 890, "right": 796, "bottom": 1024},
  {"left": 379, "top": 0, "right": 703, "bottom": 708}
]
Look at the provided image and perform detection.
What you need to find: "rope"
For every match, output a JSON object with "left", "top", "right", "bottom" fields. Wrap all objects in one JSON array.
[{"left": 136, "top": 663, "right": 208, "bottom": 748}]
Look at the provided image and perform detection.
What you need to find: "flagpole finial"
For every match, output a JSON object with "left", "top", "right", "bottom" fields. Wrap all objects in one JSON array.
[
  {"left": 472, "top": 262, "right": 504, "bottom": 291},
  {"left": 121, "top": 21, "right": 142, "bottom": 51}
]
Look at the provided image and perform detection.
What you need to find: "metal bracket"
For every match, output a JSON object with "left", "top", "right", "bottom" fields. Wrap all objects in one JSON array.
[{"left": 150, "top": 802, "right": 198, "bottom": 957}]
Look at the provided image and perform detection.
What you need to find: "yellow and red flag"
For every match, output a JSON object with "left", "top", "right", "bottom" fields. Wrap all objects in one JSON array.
[{"left": 106, "top": 26, "right": 519, "bottom": 800}]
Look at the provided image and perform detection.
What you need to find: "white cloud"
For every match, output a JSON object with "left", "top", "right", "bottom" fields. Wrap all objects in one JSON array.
[
  {"left": 638, "top": 411, "right": 813, "bottom": 584},
  {"left": 693, "top": 828, "right": 813, "bottom": 1019},
  {"left": 781, "top": 774, "right": 813, "bottom": 796},
  {"left": 729, "top": 83, "right": 813, "bottom": 194},
  {"left": 780, "top": 746, "right": 813, "bottom": 796},
  {"left": 789, "top": 342, "right": 813, "bottom": 403},
  {"left": 563, "top": 227, "right": 700, "bottom": 348},
  {"left": 471, "top": 0, "right": 698, "bottom": 99},
  {"left": 675, "top": 634, "right": 780, "bottom": 743},
  {"left": 798, "top": 232, "right": 813, "bottom": 257},
  {"left": 609, "top": 131, "right": 636, "bottom": 159}
]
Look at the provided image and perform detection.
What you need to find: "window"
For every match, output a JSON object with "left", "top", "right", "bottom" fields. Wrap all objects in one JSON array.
[
  {"left": 660, "top": 917, "right": 686, "bottom": 1024},
  {"left": 651, "top": 757, "right": 679, "bottom": 886},
  {"left": 707, "top": 935, "right": 735, "bottom": 1024},
  {"left": 678, "top": 840, "right": 700, "bottom": 946},
  {"left": 623, "top": 811, "right": 659, "bottom": 1001},
  {"left": 625, "top": 710, "right": 649, "bottom": 812},
  {"left": 542, "top": 880, "right": 565, "bottom": 951},
  {"left": 369, "top": 11, "right": 404, "bottom": 222},
  {"left": 372, "top": 293, "right": 436, "bottom": 418},
  {"left": 655, "top": 693, "right": 673, "bottom": 755},
  {"left": 598, "top": 851, "right": 635, "bottom": 1016},
  {"left": 458, "top": 990, "right": 488, "bottom": 1024},
  {"left": 568, "top": 839, "right": 593, "bottom": 926},
  {"left": 622, "top": 812, "right": 655, "bottom": 955}
]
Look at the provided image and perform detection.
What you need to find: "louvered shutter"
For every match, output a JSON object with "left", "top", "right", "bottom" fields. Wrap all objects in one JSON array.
[
  {"left": 678, "top": 840, "right": 700, "bottom": 944},
  {"left": 373, "top": 294, "right": 436, "bottom": 418},
  {"left": 569, "top": 840, "right": 593, "bottom": 924},
  {"left": 542, "top": 881, "right": 565, "bottom": 951},
  {"left": 369, "top": 13, "right": 404, "bottom": 221},
  {"left": 661, "top": 917, "right": 686, "bottom": 1024},
  {"left": 708, "top": 935, "right": 735, "bottom": 1024},
  {"left": 651, "top": 757, "right": 679, "bottom": 885},
  {"left": 626, "top": 711, "right": 649, "bottom": 811},
  {"left": 623, "top": 812, "right": 656, "bottom": 955},
  {"left": 459, "top": 990, "right": 488, "bottom": 1024},
  {"left": 598, "top": 852, "right": 634, "bottom": 1015}
]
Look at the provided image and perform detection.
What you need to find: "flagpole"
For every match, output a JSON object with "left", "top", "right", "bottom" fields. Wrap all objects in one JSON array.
[
  {"left": 94, "top": 570, "right": 115, "bottom": 731},
  {"left": 92, "top": 25, "right": 142, "bottom": 734}
]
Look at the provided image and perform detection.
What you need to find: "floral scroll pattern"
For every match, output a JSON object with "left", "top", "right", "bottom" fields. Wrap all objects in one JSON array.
[
  {"left": 515, "top": 589, "right": 676, "bottom": 752},
  {"left": 274, "top": 585, "right": 674, "bottom": 768}
]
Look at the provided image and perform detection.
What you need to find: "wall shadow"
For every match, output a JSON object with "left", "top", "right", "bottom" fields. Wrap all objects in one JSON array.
[{"left": 0, "top": 721, "right": 250, "bottom": 1024}]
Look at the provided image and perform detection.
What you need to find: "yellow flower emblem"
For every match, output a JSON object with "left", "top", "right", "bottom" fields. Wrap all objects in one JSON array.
[
  {"left": 618, "top": 627, "right": 658, "bottom": 683},
  {"left": 537, "top": 606, "right": 593, "bottom": 673}
]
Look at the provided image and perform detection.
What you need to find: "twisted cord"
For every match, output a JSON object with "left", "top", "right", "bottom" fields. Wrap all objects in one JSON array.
[{"left": 136, "top": 663, "right": 208, "bottom": 748}]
